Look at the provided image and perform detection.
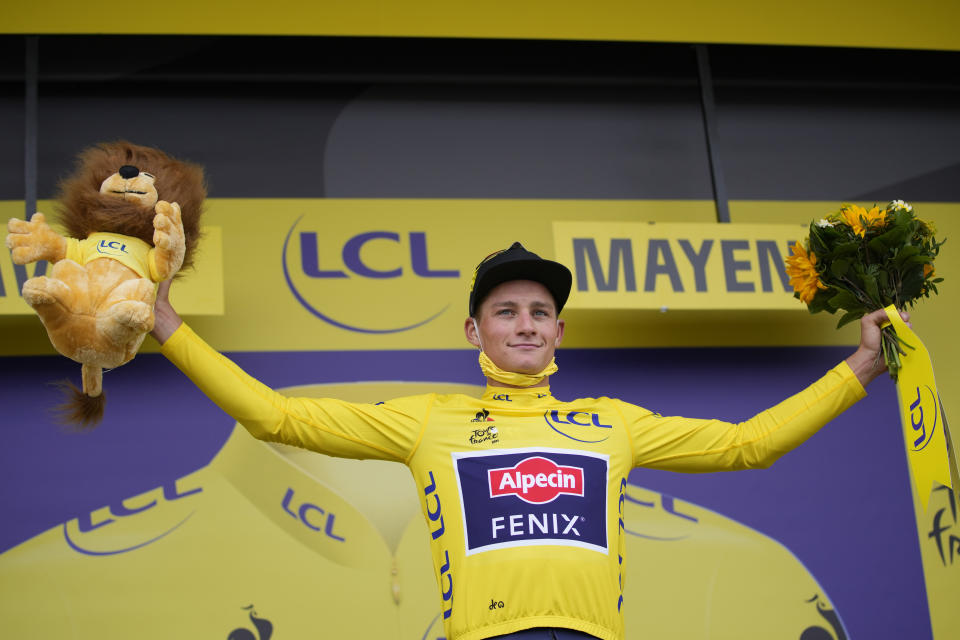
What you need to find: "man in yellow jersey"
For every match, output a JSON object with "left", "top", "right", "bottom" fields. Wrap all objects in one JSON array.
[{"left": 150, "top": 242, "right": 901, "bottom": 640}]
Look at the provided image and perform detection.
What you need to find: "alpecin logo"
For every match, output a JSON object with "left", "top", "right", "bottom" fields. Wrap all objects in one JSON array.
[
  {"left": 488, "top": 457, "right": 585, "bottom": 504},
  {"left": 471, "top": 408, "right": 494, "bottom": 422},
  {"left": 470, "top": 425, "right": 499, "bottom": 445}
]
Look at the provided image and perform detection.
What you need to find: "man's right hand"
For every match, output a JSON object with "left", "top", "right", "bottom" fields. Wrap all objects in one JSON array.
[{"left": 150, "top": 279, "right": 183, "bottom": 345}]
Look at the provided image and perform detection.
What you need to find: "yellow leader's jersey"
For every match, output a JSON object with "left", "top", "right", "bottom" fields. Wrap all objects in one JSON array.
[
  {"left": 161, "top": 323, "right": 867, "bottom": 640},
  {"left": 65, "top": 232, "right": 163, "bottom": 281}
]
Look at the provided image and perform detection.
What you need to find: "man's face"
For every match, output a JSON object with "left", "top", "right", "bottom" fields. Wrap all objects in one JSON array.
[{"left": 464, "top": 279, "right": 565, "bottom": 376}]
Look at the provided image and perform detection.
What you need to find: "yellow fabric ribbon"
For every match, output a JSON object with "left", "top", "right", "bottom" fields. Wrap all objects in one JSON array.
[
  {"left": 478, "top": 351, "right": 557, "bottom": 387},
  {"left": 884, "top": 305, "right": 955, "bottom": 510}
]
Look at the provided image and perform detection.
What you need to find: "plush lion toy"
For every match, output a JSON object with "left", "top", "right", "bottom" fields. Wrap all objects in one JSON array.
[{"left": 5, "top": 141, "right": 206, "bottom": 425}]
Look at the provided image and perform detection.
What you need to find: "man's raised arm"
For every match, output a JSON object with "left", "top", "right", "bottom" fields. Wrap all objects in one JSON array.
[
  {"left": 148, "top": 280, "right": 426, "bottom": 462},
  {"left": 150, "top": 279, "right": 182, "bottom": 345}
]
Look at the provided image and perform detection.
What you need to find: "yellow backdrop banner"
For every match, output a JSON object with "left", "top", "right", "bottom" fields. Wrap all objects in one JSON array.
[
  {"left": 3, "top": 0, "right": 959, "bottom": 50},
  {"left": 7, "top": 199, "right": 958, "bottom": 356}
]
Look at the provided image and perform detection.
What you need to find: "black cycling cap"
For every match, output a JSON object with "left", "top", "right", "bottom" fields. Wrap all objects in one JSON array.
[{"left": 468, "top": 242, "right": 573, "bottom": 316}]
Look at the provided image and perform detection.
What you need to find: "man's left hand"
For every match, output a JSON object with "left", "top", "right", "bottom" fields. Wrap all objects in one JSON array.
[{"left": 845, "top": 308, "right": 911, "bottom": 387}]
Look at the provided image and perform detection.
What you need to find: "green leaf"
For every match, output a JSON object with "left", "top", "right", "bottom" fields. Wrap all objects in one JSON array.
[
  {"left": 893, "top": 245, "right": 920, "bottom": 268},
  {"left": 863, "top": 273, "right": 880, "bottom": 305},
  {"left": 830, "top": 258, "right": 852, "bottom": 279},
  {"left": 867, "top": 236, "right": 887, "bottom": 255},
  {"left": 900, "top": 269, "right": 924, "bottom": 301},
  {"left": 832, "top": 241, "right": 860, "bottom": 257},
  {"left": 828, "top": 290, "right": 861, "bottom": 312},
  {"left": 808, "top": 229, "right": 828, "bottom": 258},
  {"left": 892, "top": 209, "right": 914, "bottom": 228},
  {"left": 878, "top": 270, "right": 890, "bottom": 289},
  {"left": 870, "top": 226, "right": 907, "bottom": 255},
  {"left": 837, "top": 310, "right": 863, "bottom": 329},
  {"left": 807, "top": 290, "right": 833, "bottom": 314}
]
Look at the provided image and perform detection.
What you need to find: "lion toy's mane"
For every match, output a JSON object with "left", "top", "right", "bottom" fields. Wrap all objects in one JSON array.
[{"left": 56, "top": 141, "right": 206, "bottom": 271}]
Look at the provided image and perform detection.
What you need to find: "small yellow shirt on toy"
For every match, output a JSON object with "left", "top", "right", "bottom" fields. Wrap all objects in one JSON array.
[{"left": 64, "top": 232, "right": 164, "bottom": 283}]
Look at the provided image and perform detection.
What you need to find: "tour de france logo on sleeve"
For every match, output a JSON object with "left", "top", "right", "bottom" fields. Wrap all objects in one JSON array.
[{"left": 452, "top": 448, "right": 609, "bottom": 555}]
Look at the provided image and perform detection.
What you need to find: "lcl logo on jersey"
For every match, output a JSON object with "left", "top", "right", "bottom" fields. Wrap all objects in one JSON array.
[
  {"left": 453, "top": 448, "right": 609, "bottom": 555},
  {"left": 544, "top": 410, "right": 613, "bottom": 443},
  {"left": 96, "top": 239, "right": 130, "bottom": 257}
]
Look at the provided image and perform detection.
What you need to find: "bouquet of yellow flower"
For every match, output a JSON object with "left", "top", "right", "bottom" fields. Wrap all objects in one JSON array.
[{"left": 785, "top": 200, "right": 944, "bottom": 381}]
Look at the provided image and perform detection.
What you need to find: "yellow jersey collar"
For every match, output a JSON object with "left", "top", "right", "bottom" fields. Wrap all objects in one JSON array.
[{"left": 481, "top": 385, "right": 553, "bottom": 405}]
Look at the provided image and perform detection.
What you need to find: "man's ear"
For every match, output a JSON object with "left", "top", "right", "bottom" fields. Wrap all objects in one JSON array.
[
  {"left": 464, "top": 317, "right": 482, "bottom": 349},
  {"left": 555, "top": 318, "right": 565, "bottom": 347}
]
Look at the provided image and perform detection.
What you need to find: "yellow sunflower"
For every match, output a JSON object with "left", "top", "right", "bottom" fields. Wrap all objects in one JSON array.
[
  {"left": 785, "top": 241, "right": 828, "bottom": 303},
  {"left": 839, "top": 204, "right": 886, "bottom": 237}
]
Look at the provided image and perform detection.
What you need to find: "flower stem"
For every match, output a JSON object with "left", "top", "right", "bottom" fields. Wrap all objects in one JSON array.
[{"left": 880, "top": 326, "right": 904, "bottom": 382}]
